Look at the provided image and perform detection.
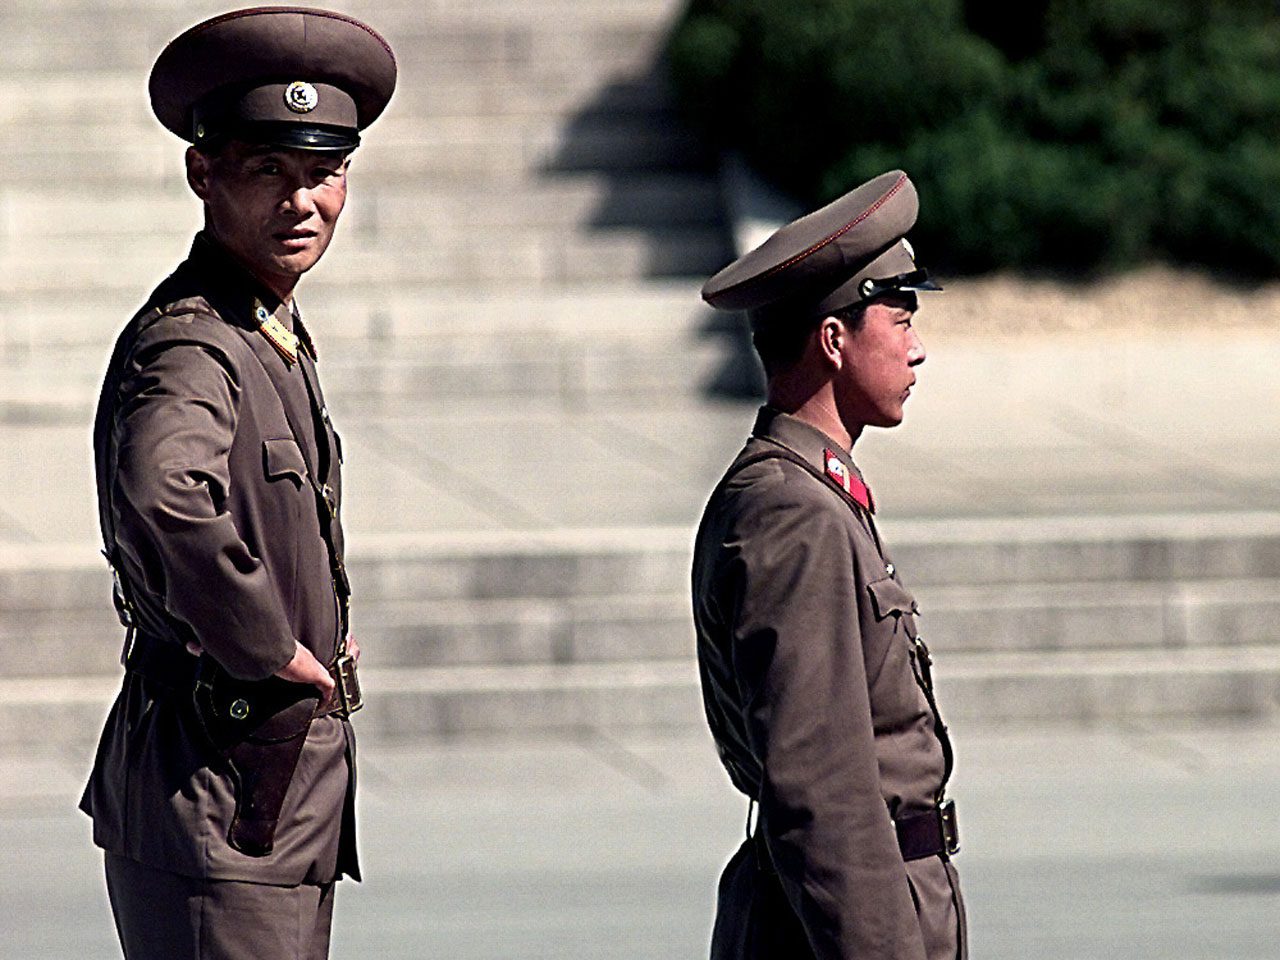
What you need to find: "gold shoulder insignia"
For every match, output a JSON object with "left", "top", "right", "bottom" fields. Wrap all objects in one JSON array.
[{"left": 254, "top": 304, "right": 298, "bottom": 366}]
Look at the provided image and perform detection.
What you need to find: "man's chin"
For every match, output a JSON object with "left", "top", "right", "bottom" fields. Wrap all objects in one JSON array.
[{"left": 268, "top": 251, "right": 322, "bottom": 279}]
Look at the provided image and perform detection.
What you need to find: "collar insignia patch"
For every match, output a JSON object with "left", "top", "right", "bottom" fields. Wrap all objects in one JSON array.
[
  {"left": 825, "top": 447, "right": 875, "bottom": 513},
  {"left": 825, "top": 450, "right": 852, "bottom": 493},
  {"left": 255, "top": 303, "right": 299, "bottom": 366}
]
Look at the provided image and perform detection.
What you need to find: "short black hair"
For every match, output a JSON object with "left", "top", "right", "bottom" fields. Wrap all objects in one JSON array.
[{"left": 751, "top": 301, "right": 869, "bottom": 377}]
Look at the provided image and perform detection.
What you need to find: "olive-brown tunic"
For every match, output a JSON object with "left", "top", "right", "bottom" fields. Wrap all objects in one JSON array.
[
  {"left": 81, "top": 233, "right": 357, "bottom": 886},
  {"left": 692, "top": 408, "right": 965, "bottom": 960}
]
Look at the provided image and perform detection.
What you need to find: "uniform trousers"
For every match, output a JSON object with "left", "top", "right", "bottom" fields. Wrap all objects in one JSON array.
[
  {"left": 104, "top": 853, "right": 335, "bottom": 960},
  {"left": 711, "top": 837, "right": 965, "bottom": 960}
]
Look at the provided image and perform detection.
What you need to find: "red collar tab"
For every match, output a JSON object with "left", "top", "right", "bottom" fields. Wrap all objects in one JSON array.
[{"left": 824, "top": 448, "right": 874, "bottom": 513}]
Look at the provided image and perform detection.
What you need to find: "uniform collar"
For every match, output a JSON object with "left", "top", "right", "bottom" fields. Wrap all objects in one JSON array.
[
  {"left": 751, "top": 406, "right": 863, "bottom": 482},
  {"left": 183, "top": 232, "right": 317, "bottom": 363}
]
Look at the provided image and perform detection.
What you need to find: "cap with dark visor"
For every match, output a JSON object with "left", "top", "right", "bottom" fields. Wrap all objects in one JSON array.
[
  {"left": 149, "top": 6, "right": 397, "bottom": 152},
  {"left": 702, "top": 170, "right": 941, "bottom": 326}
]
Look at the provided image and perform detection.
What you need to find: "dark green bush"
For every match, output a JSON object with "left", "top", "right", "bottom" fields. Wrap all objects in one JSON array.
[{"left": 668, "top": 0, "right": 1280, "bottom": 277}]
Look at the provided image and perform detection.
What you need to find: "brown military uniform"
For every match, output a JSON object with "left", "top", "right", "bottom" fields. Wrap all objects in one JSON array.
[
  {"left": 693, "top": 407, "right": 966, "bottom": 960},
  {"left": 83, "top": 231, "right": 357, "bottom": 887},
  {"left": 82, "top": 8, "right": 394, "bottom": 957}
]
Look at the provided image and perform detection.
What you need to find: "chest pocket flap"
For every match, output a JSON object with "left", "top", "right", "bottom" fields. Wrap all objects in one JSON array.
[
  {"left": 867, "top": 575, "right": 919, "bottom": 621},
  {"left": 262, "top": 437, "right": 307, "bottom": 488}
]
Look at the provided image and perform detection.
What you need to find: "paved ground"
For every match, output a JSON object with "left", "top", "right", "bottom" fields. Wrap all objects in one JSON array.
[{"left": 4, "top": 718, "right": 1279, "bottom": 959}]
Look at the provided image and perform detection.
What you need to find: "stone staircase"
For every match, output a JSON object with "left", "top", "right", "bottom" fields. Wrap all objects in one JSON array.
[
  {"left": 7, "top": 513, "right": 1280, "bottom": 749},
  {"left": 0, "top": 0, "right": 732, "bottom": 403},
  {"left": 2, "top": 0, "right": 1279, "bottom": 752}
]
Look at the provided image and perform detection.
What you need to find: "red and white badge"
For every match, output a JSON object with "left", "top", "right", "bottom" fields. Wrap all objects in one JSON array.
[
  {"left": 825, "top": 449, "right": 852, "bottom": 494},
  {"left": 824, "top": 447, "right": 874, "bottom": 513}
]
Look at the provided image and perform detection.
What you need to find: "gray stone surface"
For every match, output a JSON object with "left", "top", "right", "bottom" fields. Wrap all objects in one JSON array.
[
  {"left": 0, "top": 0, "right": 729, "bottom": 361},
  {"left": 4, "top": 720, "right": 1279, "bottom": 959},
  {"left": 7, "top": 328, "right": 1280, "bottom": 740}
]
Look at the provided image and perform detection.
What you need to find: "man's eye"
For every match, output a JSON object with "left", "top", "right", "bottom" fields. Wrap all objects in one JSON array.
[{"left": 255, "top": 163, "right": 282, "bottom": 175}]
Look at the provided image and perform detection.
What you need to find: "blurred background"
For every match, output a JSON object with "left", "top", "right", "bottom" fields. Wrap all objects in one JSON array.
[{"left": 3, "top": 0, "right": 1280, "bottom": 957}]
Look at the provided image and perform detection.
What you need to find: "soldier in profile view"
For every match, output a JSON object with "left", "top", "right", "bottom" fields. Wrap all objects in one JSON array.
[
  {"left": 692, "top": 170, "right": 966, "bottom": 959},
  {"left": 83, "top": 8, "right": 395, "bottom": 958}
]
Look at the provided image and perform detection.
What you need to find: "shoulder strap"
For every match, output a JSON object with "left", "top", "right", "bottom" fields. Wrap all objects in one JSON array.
[
  {"left": 717, "top": 441, "right": 871, "bottom": 519},
  {"left": 95, "top": 306, "right": 184, "bottom": 639},
  {"left": 97, "top": 300, "right": 229, "bottom": 650},
  {"left": 706, "top": 439, "right": 885, "bottom": 554}
]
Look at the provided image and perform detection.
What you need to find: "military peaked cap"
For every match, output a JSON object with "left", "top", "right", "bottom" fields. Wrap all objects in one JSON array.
[
  {"left": 702, "top": 170, "right": 940, "bottom": 322},
  {"left": 150, "top": 6, "right": 397, "bottom": 152}
]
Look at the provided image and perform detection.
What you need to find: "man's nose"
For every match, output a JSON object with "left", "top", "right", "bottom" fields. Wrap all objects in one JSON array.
[
  {"left": 282, "top": 183, "right": 317, "bottom": 216},
  {"left": 908, "top": 329, "right": 926, "bottom": 366}
]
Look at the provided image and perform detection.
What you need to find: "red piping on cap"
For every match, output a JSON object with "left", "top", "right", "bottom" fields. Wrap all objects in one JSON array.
[
  {"left": 176, "top": 6, "right": 395, "bottom": 63},
  {"left": 710, "top": 172, "right": 908, "bottom": 305}
]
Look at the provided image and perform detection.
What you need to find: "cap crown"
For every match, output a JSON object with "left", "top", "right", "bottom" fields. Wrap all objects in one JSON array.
[
  {"left": 702, "top": 171, "right": 919, "bottom": 315},
  {"left": 150, "top": 6, "right": 397, "bottom": 145}
]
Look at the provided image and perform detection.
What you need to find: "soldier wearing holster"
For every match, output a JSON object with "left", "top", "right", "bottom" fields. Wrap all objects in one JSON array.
[{"left": 81, "top": 8, "right": 395, "bottom": 958}]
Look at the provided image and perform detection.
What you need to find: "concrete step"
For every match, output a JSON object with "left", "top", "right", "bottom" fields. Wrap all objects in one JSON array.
[
  {"left": 0, "top": 660, "right": 703, "bottom": 749},
  {"left": 0, "top": 0, "right": 725, "bottom": 338},
  {"left": 924, "top": 577, "right": 1280, "bottom": 653},
  {"left": 934, "top": 644, "right": 1280, "bottom": 723},
  {"left": 0, "top": 351, "right": 728, "bottom": 422},
  {"left": 338, "top": 516, "right": 1280, "bottom": 600},
  {"left": 8, "top": 0, "right": 679, "bottom": 15},
  {"left": 9, "top": 521, "right": 1280, "bottom": 671},
  {"left": 356, "top": 593, "right": 692, "bottom": 668},
  {"left": 7, "top": 0, "right": 679, "bottom": 16},
  {"left": 7, "top": 643, "right": 1280, "bottom": 750},
  {"left": 1, "top": 175, "right": 723, "bottom": 242},
  {"left": 355, "top": 645, "right": 1280, "bottom": 734},
  {"left": 0, "top": 278, "right": 710, "bottom": 346},
  {"left": 0, "top": 283, "right": 720, "bottom": 418},
  {"left": 3, "top": 593, "right": 696, "bottom": 678},
  {"left": 0, "top": 224, "right": 728, "bottom": 300},
  {"left": 0, "top": 0, "right": 683, "bottom": 76},
  {"left": 1, "top": 345, "right": 725, "bottom": 413},
  {"left": 0, "top": 112, "right": 712, "bottom": 189},
  {"left": 13, "top": 571, "right": 1280, "bottom": 679},
  {"left": 887, "top": 513, "right": 1280, "bottom": 587},
  {"left": 319, "top": 348, "right": 724, "bottom": 412},
  {"left": 0, "top": 73, "right": 670, "bottom": 127},
  {"left": 12, "top": 517, "right": 1280, "bottom": 611}
]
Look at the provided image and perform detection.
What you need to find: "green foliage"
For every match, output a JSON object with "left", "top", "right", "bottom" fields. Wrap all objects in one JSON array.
[{"left": 668, "top": 0, "right": 1280, "bottom": 277}]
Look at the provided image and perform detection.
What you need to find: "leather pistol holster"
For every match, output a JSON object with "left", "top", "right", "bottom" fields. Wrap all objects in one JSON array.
[{"left": 192, "top": 655, "right": 319, "bottom": 857}]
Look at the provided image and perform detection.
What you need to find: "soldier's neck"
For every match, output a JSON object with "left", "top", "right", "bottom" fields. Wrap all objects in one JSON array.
[
  {"left": 201, "top": 230, "right": 300, "bottom": 306},
  {"left": 766, "top": 379, "right": 858, "bottom": 451}
]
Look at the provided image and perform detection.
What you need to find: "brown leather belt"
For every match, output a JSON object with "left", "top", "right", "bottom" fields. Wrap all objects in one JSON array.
[
  {"left": 895, "top": 800, "right": 960, "bottom": 861},
  {"left": 750, "top": 798, "right": 959, "bottom": 868},
  {"left": 324, "top": 653, "right": 362, "bottom": 717},
  {"left": 124, "top": 633, "right": 360, "bottom": 718}
]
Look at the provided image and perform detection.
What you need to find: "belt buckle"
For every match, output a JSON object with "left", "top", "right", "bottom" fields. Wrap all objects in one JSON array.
[
  {"left": 938, "top": 799, "right": 960, "bottom": 855},
  {"left": 335, "top": 654, "right": 363, "bottom": 714}
]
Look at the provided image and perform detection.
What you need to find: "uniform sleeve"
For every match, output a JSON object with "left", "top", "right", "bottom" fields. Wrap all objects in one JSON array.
[
  {"left": 726, "top": 483, "right": 928, "bottom": 960},
  {"left": 110, "top": 325, "right": 296, "bottom": 680}
]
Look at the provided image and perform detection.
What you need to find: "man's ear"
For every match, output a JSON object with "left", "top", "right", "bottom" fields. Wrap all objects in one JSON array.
[
  {"left": 816, "top": 316, "right": 844, "bottom": 369},
  {"left": 185, "top": 146, "right": 212, "bottom": 201}
]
